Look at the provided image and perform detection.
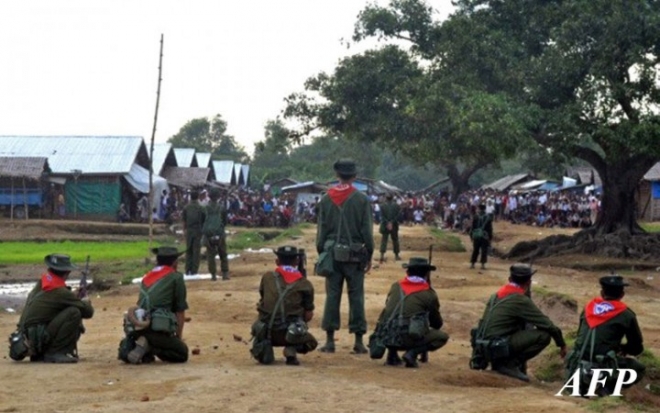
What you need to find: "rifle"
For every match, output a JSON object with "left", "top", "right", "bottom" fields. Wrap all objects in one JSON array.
[
  {"left": 419, "top": 244, "right": 434, "bottom": 364},
  {"left": 77, "top": 255, "right": 90, "bottom": 299},
  {"left": 297, "top": 249, "right": 307, "bottom": 278}
]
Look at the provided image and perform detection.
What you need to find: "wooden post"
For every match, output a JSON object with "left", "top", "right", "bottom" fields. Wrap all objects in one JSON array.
[{"left": 149, "top": 34, "right": 164, "bottom": 252}]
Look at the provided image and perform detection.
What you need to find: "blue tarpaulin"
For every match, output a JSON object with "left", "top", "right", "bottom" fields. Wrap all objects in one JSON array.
[{"left": 652, "top": 182, "right": 660, "bottom": 199}]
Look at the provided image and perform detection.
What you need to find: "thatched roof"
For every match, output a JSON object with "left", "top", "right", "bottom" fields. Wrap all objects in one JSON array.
[
  {"left": 161, "top": 166, "right": 210, "bottom": 188},
  {"left": 0, "top": 157, "right": 50, "bottom": 180}
]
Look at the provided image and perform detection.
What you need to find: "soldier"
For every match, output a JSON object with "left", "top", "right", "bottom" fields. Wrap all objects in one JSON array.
[
  {"left": 379, "top": 193, "right": 401, "bottom": 263},
  {"left": 469, "top": 204, "right": 493, "bottom": 269},
  {"left": 473, "top": 264, "right": 566, "bottom": 381},
  {"left": 119, "top": 247, "right": 189, "bottom": 364},
  {"left": 565, "top": 275, "right": 645, "bottom": 396},
  {"left": 16, "top": 254, "right": 94, "bottom": 363},
  {"left": 250, "top": 246, "right": 317, "bottom": 365},
  {"left": 316, "top": 159, "right": 374, "bottom": 354},
  {"left": 182, "top": 190, "right": 205, "bottom": 275},
  {"left": 374, "top": 257, "right": 449, "bottom": 368},
  {"left": 203, "top": 188, "right": 230, "bottom": 281}
]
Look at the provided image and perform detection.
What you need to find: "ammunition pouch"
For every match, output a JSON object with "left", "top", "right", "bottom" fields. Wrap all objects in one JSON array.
[
  {"left": 8, "top": 330, "right": 30, "bottom": 361},
  {"left": 333, "top": 243, "right": 367, "bottom": 263},
  {"left": 25, "top": 324, "right": 47, "bottom": 356},
  {"left": 250, "top": 338, "right": 275, "bottom": 365},
  {"left": 368, "top": 327, "right": 387, "bottom": 360},
  {"left": 474, "top": 336, "right": 510, "bottom": 362},
  {"left": 150, "top": 308, "right": 178, "bottom": 334},
  {"left": 469, "top": 327, "right": 488, "bottom": 370},
  {"left": 285, "top": 319, "right": 308, "bottom": 344},
  {"left": 407, "top": 313, "right": 430, "bottom": 340},
  {"left": 564, "top": 350, "right": 619, "bottom": 394}
]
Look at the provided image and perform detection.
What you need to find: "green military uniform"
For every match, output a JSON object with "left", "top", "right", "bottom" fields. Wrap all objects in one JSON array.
[
  {"left": 316, "top": 184, "right": 374, "bottom": 339},
  {"left": 470, "top": 206, "right": 493, "bottom": 269},
  {"left": 203, "top": 200, "right": 229, "bottom": 280},
  {"left": 481, "top": 284, "right": 565, "bottom": 366},
  {"left": 119, "top": 250, "right": 189, "bottom": 364},
  {"left": 377, "top": 278, "right": 448, "bottom": 357},
  {"left": 18, "top": 254, "right": 94, "bottom": 363},
  {"left": 254, "top": 268, "right": 317, "bottom": 358},
  {"left": 183, "top": 199, "right": 205, "bottom": 275},
  {"left": 567, "top": 276, "right": 645, "bottom": 394},
  {"left": 379, "top": 198, "right": 400, "bottom": 260}
]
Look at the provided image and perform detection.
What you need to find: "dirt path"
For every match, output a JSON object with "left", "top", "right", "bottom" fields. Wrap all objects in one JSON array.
[{"left": 1, "top": 222, "right": 658, "bottom": 412}]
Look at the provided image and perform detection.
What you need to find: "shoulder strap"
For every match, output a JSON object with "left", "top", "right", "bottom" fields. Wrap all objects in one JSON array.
[
  {"left": 577, "top": 327, "right": 597, "bottom": 362},
  {"left": 476, "top": 293, "right": 516, "bottom": 339},
  {"left": 266, "top": 274, "right": 298, "bottom": 338},
  {"left": 385, "top": 285, "right": 407, "bottom": 324},
  {"left": 139, "top": 276, "right": 170, "bottom": 311},
  {"left": 335, "top": 190, "right": 359, "bottom": 245}
]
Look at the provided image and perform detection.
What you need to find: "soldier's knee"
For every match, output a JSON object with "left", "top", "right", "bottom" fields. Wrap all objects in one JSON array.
[
  {"left": 60, "top": 306, "right": 82, "bottom": 323},
  {"left": 537, "top": 330, "right": 551, "bottom": 347}
]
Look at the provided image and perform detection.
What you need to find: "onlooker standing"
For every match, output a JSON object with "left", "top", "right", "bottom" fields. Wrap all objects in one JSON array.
[
  {"left": 182, "top": 190, "right": 205, "bottom": 275},
  {"left": 469, "top": 204, "right": 493, "bottom": 270}
]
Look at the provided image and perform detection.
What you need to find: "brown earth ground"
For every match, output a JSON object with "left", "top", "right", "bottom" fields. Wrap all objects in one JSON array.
[{"left": 1, "top": 219, "right": 660, "bottom": 413}]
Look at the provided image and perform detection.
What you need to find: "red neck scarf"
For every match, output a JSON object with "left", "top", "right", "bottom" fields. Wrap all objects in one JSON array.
[
  {"left": 497, "top": 282, "right": 526, "bottom": 299},
  {"left": 399, "top": 276, "right": 430, "bottom": 295},
  {"left": 328, "top": 184, "right": 357, "bottom": 206},
  {"left": 585, "top": 297, "right": 628, "bottom": 328},
  {"left": 41, "top": 272, "right": 67, "bottom": 291},
  {"left": 142, "top": 265, "right": 175, "bottom": 288},
  {"left": 275, "top": 266, "right": 303, "bottom": 284}
]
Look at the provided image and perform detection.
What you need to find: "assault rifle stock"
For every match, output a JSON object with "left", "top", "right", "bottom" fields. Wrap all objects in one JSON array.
[{"left": 77, "top": 255, "right": 90, "bottom": 299}]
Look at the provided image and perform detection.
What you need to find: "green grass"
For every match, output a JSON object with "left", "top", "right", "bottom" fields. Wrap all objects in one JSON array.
[
  {"left": 0, "top": 241, "right": 162, "bottom": 265},
  {"left": 534, "top": 333, "right": 577, "bottom": 383},
  {"left": 640, "top": 222, "right": 660, "bottom": 233},
  {"left": 532, "top": 286, "right": 577, "bottom": 304},
  {"left": 226, "top": 225, "right": 306, "bottom": 252},
  {"left": 429, "top": 228, "right": 466, "bottom": 252}
]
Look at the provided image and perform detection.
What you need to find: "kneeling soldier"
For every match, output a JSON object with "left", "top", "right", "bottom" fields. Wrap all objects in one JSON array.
[
  {"left": 373, "top": 257, "right": 448, "bottom": 368},
  {"left": 15, "top": 254, "right": 94, "bottom": 363},
  {"left": 250, "top": 246, "right": 317, "bottom": 365},
  {"left": 118, "top": 247, "right": 189, "bottom": 364}
]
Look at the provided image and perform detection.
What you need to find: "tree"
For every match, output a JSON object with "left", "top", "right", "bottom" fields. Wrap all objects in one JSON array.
[
  {"left": 284, "top": 5, "right": 531, "bottom": 196},
  {"left": 168, "top": 114, "right": 249, "bottom": 163}
]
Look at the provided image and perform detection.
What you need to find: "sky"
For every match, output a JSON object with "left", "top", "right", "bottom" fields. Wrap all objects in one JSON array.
[{"left": 0, "top": 0, "right": 454, "bottom": 155}]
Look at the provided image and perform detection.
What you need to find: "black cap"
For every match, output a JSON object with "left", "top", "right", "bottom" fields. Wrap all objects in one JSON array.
[
  {"left": 44, "top": 254, "right": 78, "bottom": 272},
  {"left": 510, "top": 263, "right": 536, "bottom": 278},
  {"left": 333, "top": 159, "right": 357, "bottom": 176},
  {"left": 151, "top": 246, "right": 185, "bottom": 258},
  {"left": 599, "top": 275, "right": 629, "bottom": 288},
  {"left": 402, "top": 257, "right": 436, "bottom": 271},
  {"left": 274, "top": 245, "right": 300, "bottom": 257}
]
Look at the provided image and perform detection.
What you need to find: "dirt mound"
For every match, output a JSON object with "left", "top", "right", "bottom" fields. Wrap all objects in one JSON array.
[
  {"left": 627, "top": 277, "right": 657, "bottom": 291},
  {"left": 534, "top": 292, "right": 578, "bottom": 328}
]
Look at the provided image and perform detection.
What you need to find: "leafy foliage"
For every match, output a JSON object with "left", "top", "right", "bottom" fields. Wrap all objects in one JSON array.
[{"left": 168, "top": 114, "right": 249, "bottom": 162}]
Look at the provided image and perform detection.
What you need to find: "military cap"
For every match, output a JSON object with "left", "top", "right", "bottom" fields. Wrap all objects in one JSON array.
[
  {"left": 599, "top": 275, "right": 629, "bottom": 288},
  {"left": 333, "top": 159, "right": 357, "bottom": 176},
  {"left": 510, "top": 263, "right": 536, "bottom": 278},
  {"left": 150, "top": 246, "right": 185, "bottom": 257},
  {"left": 274, "top": 245, "right": 300, "bottom": 257},
  {"left": 44, "top": 254, "right": 78, "bottom": 272},
  {"left": 402, "top": 257, "right": 436, "bottom": 271}
]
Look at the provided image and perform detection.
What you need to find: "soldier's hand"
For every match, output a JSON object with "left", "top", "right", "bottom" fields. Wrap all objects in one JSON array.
[{"left": 559, "top": 345, "right": 567, "bottom": 359}]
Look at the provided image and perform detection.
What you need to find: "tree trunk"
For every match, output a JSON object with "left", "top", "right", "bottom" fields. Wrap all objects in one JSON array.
[{"left": 446, "top": 162, "right": 482, "bottom": 199}]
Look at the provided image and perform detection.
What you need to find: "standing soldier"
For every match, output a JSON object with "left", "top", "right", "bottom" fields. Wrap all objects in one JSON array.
[
  {"left": 379, "top": 193, "right": 401, "bottom": 263},
  {"left": 182, "top": 190, "right": 205, "bottom": 275},
  {"left": 250, "top": 246, "right": 317, "bottom": 365},
  {"left": 203, "top": 188, "right": 230, "bottom": 281},
  {"left": 316, "top": 159, "right": 374, "bottom": 354},
  {"left": 15, "top": 254, "right": 94, "bottom": 363},
  {"left": 372, "top": 257, "right": 449, "bottom": 368},
  {"left": 565, "top": 275, "right": 645, "bottom": 396},
  {"left": 119, "top": 247, "right": 189, "bottom": 364},
  {"left": 469, "top": 204, "right": 493, "bottom": 269}
]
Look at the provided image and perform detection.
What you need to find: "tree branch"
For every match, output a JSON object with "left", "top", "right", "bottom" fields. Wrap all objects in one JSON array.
[{"left": 573, "top": 145, "right": 608, "bottom": 180}]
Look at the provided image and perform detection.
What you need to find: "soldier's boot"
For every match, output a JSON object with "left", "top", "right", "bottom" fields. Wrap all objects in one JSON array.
[
  {"left": 127, "top": 336, "right": 150, "bottom": 365},
  {"left": 379, "top": 253, "right": 385, "bottom": 264},
  {"left": 492, "top": 359, "right": 529, "bottom": 382},
  {"left": 222, "top": 271, "right": 230, "bottom": 281},
  {"left": 402, "top": 346, "right": 426, "bottom": 368},
  {"left": 385, "top": 348, "right": 402, "bottom": 366},
  {"left": 481, "top": 263, "right": 486, "bottom": 270},
  {"left": 418, "top": 351, "right": 429, "bottom": 363},
  {"left": 319, "top": 330, "right": 335, "bottom": 353},
  {"left": 43, "top": 352, "right": 78, "bottom": 364},
  {"left": 284, "top": 346, "right": 300, "bottom": 365},
  {"left": 211, "top": 273, "right": 217, "bottom": 281},
  {"left": 394, "top": 254, "right": 401, "bottom": 261},
  {"left": 352, "top": 334, "right": 368, "bottom": 354}
]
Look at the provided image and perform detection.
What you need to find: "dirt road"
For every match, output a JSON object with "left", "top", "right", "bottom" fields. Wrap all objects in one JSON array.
[{"left": 1, "top": 222, "right": 658, "bottom": 412}]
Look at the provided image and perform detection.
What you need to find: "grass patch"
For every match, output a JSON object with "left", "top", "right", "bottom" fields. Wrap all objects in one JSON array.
[
  {"left": 0, "top": 241, "right": 170, "bottom": 265},
  {"left": 429, "top": 228, "right": 466, "bottom": 252},
  {"left": 534, "top": 333, "right": 576, "bottom": 383},
  {"left": 585, "top": 397, "right": 626, "bottom": 412},
  {"left": 532, "top": 286, "right": 577, "bottom": 303},
  {"left": 640, "top": 222, "right": 660, "bottom": 233}
]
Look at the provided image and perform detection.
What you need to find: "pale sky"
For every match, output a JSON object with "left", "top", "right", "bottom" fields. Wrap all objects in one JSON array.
[{"left": 0, "top": 0, "right": 453, "bottom": 155}]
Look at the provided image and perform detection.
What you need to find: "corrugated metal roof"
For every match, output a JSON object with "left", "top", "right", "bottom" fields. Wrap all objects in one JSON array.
[
  {"left": 149, "top": 143, "right": 174, "bottom": 175},
  {"left": 481, "top": 173, "right": 531, "bottom": 191},
  {"left": 234, "top": 163, "right": 243, "bottom": 185},
  {"left": 161, "top": 166, "right": 210, "bottom": 188},
  {"left": 0, "top": 156, "right": 49, "bottom": 180},
  {"left": 213, "top": 160, "right": 235, "bottom": 184},
  {"left": 0, "top": 136, "right": 143, "bottom": 174},
  {"left": 241, "top": 164, "right": 250, "bottom": 186},
  {"left": 644, "top": 162, "right": 660, "bottom": 181},
  {"left": 196, "top": 152, "right": 212, "bottom": 168},
  {"left": 174, "top": 148, "right": 196, "bottom": 167}
]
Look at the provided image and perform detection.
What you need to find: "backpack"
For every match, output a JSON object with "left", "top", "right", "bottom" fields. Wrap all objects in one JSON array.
[
  {"left": 203, "top": 204, "right": 225, "bottom": 238},
  {"left": 471, "top": 216, "right": 489, "bottom": 240}
]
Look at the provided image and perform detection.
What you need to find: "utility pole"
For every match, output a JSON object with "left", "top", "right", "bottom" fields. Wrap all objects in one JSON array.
[{"left": 148, "top": 34, "right": 164, "bottom": 252}]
